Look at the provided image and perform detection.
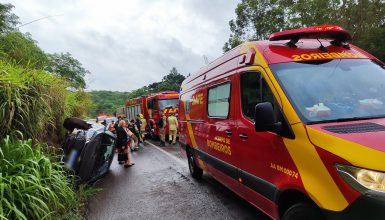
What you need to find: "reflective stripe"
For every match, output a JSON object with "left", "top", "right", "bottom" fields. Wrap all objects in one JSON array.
[
  {"left": 284, "top": 124, "right": 349, "bottom": 211},
  {"left": 183, "top": 101, "right": 206, "bottom": 169}
]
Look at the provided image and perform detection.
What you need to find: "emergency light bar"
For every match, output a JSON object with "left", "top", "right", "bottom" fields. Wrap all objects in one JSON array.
[{"left": 269, "top": 25, "right": 351, "bottom": 43}]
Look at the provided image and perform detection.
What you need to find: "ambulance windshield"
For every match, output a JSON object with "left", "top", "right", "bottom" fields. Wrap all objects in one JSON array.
[
  {"left": 158, "top": 99, "right": 178, "bottom": 110},
  {"left": 271, "top": 59, "right": 385, "bottom": 123}
]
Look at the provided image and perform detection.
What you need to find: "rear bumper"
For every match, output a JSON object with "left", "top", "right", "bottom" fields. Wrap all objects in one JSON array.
[{"left": 324, "top": 191, "right": 385, "bottom": 220}]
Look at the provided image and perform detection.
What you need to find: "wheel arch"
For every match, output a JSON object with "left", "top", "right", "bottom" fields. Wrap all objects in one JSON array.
[{"left": 277, "top": 188, "right": 318, "bottom": 218}]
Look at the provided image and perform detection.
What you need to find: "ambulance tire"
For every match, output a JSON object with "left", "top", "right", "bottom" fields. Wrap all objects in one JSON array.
[
  {"left": 282, "top": 202, "right": 323, "bottom": 220},
  {"left": 187, "top": 149, "right": 203, "bottom": 179}
]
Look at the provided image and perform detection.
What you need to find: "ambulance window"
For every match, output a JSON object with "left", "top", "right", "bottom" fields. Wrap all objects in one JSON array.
[
  {"left": 181, "top": 93, "right": 191, "bottom": 114},
  {"left": 261, "top": 77, "right": 275, "bottom": 104},
  {"left": 208, "top": 82, "right": 231, "bottom": 118},
  {"left": 185, "top": 99, "right": 191, "bottom": 114},
  {"left": 241, "top": 72, "right": 275, "bottom": 120}
]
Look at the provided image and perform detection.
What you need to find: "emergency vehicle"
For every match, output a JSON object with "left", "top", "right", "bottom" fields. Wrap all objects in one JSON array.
[
  {"left": 116, "top": 106, "right": 125, "bottom": 118},
  {"left": 124, "top": 91, "right": 179, "bottom": 137},
  {"left": 178, "top": 25, "right": 385, "bottom": 220}
]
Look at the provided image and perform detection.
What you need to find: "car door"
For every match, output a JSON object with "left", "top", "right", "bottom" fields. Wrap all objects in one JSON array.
[{"left": 235, "top": 70, "right": 293, "bottom": 210}]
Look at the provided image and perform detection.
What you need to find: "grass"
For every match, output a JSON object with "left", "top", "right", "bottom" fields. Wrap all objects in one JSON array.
[
  {"left": 0, "top": 61, "right": 92, "bottom": 143},
  {"left": 0, "top": 53, "right": 95, "bottom": 219},
  {"left": 0, "top": 136, "right": 100, "bottom": 220}
]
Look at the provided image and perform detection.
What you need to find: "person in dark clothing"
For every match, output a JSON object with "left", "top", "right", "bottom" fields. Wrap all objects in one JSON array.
[
  {"left": 116, "top": 120, "right": 134, "bottom": 167},
  {"left": 157, "top": 111, "right": 166, "bottom": 146},
  {"left": 114, "top": 116, "right": 122, "bottom": 132}
]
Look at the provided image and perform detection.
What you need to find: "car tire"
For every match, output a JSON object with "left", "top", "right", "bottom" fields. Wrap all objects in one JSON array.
[
  {"left": 76, "top": 135, "right": 105, "bottom": 182},
  {"left": 282, "top": 202, "right": 324, "bottom": 220},
  {"left": 76, "top": 143, "right": 99, "bottom": 182},
  {"left": 187, "top": 148, "right": 203, "bottom": 179}
]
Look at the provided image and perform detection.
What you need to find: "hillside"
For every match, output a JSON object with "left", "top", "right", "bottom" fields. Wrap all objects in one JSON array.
[{"left": 89, "top": 67, "right": 185, "bottom": 117}]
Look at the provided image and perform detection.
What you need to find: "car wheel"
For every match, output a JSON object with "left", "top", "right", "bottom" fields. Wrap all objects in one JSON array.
[
  {"left": 187, "top": 148, "right": 203, "bottom": 179},
  {"left": 282, "top": 202, "right": 324, "bottom": 220},
  {"left": 76, "top": 143, "right": 99, "bottom": 182}
]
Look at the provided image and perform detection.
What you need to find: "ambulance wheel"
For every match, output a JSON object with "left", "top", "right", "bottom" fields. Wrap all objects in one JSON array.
[
  {"left": 282, "top": 202, "right": 323, "bottom": 220},
  {"left": 187, "top": 148, "right": 203, "bottom": 179}
]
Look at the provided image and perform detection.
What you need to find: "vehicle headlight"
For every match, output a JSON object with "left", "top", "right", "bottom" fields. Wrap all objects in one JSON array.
[{"left": 336, "top": 164, "right": 385, "bottom": 193}]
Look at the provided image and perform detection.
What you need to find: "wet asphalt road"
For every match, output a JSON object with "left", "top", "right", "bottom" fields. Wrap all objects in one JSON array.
[{"left": 87, "top": 141, "right": 270, "bottom": 220}]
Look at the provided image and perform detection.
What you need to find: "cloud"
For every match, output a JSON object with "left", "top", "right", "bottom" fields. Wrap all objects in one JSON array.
[{"left": 7, "top": 0, "right": 240, "bottom": 91}]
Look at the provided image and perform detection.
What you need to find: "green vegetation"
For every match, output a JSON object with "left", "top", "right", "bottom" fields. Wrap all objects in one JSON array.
[
  {"left": 46, "top": 52, "right": 90, "bottom": 89},
  {"left": 1, "top": 138, "right": 74, "bottom": 219},
  {"left": 0, "top": 3, "right": 95, "bottom": 219},
  {"left": 0, "top": 61, "right": 65, "bottom": 141},
  {"left": 224, "top": 0, "right": 385, "bottom": 62},
  {"left": 0, "top": 137, "right": 99, "bottom": 220},
  {"left": 0, "top": 60, "right": 90, "bottom": 143},
  {"left": 0, "top": 32, "right": 48, "bottom": 69},
  {"left": 89, "top": 67, "right": 185, "bottom": 117},
  {"left": 0, "top": 3, "right": 19, "bottom": 33}
]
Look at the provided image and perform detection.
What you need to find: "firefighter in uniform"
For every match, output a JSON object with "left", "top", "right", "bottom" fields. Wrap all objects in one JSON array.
[
  {"left": 139, "top": 114, "right": 147, "bottom": 142},
  {"left": 157, "top": 111, "right": 167, "bottom": 146},
  {"left": 167, "top": 112, "right": 178, "bottom": 145}
]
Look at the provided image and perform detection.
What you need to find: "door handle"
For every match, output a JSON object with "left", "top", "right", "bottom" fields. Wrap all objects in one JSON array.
[
  {"left": 239, "top": 133, "right": 248, "bottom": 140},
  {"left": 225, "top": 130, "right": 232, "bottom": 136}
]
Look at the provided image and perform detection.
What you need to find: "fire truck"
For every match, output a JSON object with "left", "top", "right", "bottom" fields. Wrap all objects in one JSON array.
[
  {"left": 124, "top": 91, "right": 179, "bottom": 138},
  {"left": 116, "top": 107, "right": 125, "bottom": 118}
]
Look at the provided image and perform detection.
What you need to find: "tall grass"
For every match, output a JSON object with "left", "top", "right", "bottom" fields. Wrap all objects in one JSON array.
[
  {"left": 0, "top": 136, "right": 80, "bottom": 219},
  {"left": 0, "top": 61, "right": 62, "bottom": 140},
  {"left": 0, "top": 61, "right": 96, "bottom": 219},
  {"left": 0, "top": 61, "right": 91, "bottom": 142}
]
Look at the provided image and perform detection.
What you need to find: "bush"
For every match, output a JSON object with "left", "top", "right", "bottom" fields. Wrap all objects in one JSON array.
[{"left": 0, "top": 136, "right": 80, "bottom": 219}]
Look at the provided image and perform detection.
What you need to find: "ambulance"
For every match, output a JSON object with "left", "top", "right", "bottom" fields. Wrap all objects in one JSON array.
[{"left": 178, "top": 25, "right": 385, "bottom": 220}]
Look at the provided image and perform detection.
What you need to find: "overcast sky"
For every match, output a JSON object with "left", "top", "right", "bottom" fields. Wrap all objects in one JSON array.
[{"left": 5, "top": 0, "right": 240, "bottom": 91}]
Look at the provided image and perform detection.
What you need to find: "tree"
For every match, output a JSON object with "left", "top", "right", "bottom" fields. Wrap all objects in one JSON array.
[
  {"left": 46, "top": 52, "right": 89, "bottom": 89},
  {"left": 0, "top": 32, "right": 48, "bottom": 69},
  {"left": 224, "top": 0, "right": 385, "bottom": 62},
  {"left": 88, "top": 67, "right": 186, "bottom": 117},
  {"left": 161, "top": 67, "right": 185, "bottom": 91},
  {"left": 0, "top": 3, "right": 19, "bottom": 33},
  {"left": 223, "top": 0, "right": 287, "bottom": 52}
]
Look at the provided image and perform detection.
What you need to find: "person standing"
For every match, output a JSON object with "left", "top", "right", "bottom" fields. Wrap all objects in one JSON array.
[
  {"left": 135, "top": 117, "right": 143, "bottom": 143},
  {"left": 114, "top": 116, "right": 122, "bottom": 131},
  {"left": 116, "top": 120, "right": 134, "bottom": 167},
  {"left": 128, "top": 119, "right": 140, "bottom": 151},
  {"left": 108, "top": 120, "right": 116, "bottom": 134},
  {"left": 157, "top": 111, "right": 167, "bottom": 147},
  {"left": 167, "top": 112, "right": 178, "bottom": 145},
  {"left": 139, "top": 114, "right": 147, "bottom": 143}
]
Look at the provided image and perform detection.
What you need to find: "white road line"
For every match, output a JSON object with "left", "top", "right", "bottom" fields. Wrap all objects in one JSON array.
[{"left": 145, "top": 141, "right": 188, "bottom": 168}]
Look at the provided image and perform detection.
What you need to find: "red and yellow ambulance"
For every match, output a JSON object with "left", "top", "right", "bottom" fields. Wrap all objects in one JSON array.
[
  {"left": 125, "top": 91, "right": 179, "bottom": 137},
  {"left": 178, "top": 25, "right": 385, "bottom": 220}
]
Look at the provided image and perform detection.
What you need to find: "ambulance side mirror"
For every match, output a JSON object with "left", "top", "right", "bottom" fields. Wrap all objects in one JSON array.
[{"left": 254, "top": 102, "right": 281, "bottom": 133}]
